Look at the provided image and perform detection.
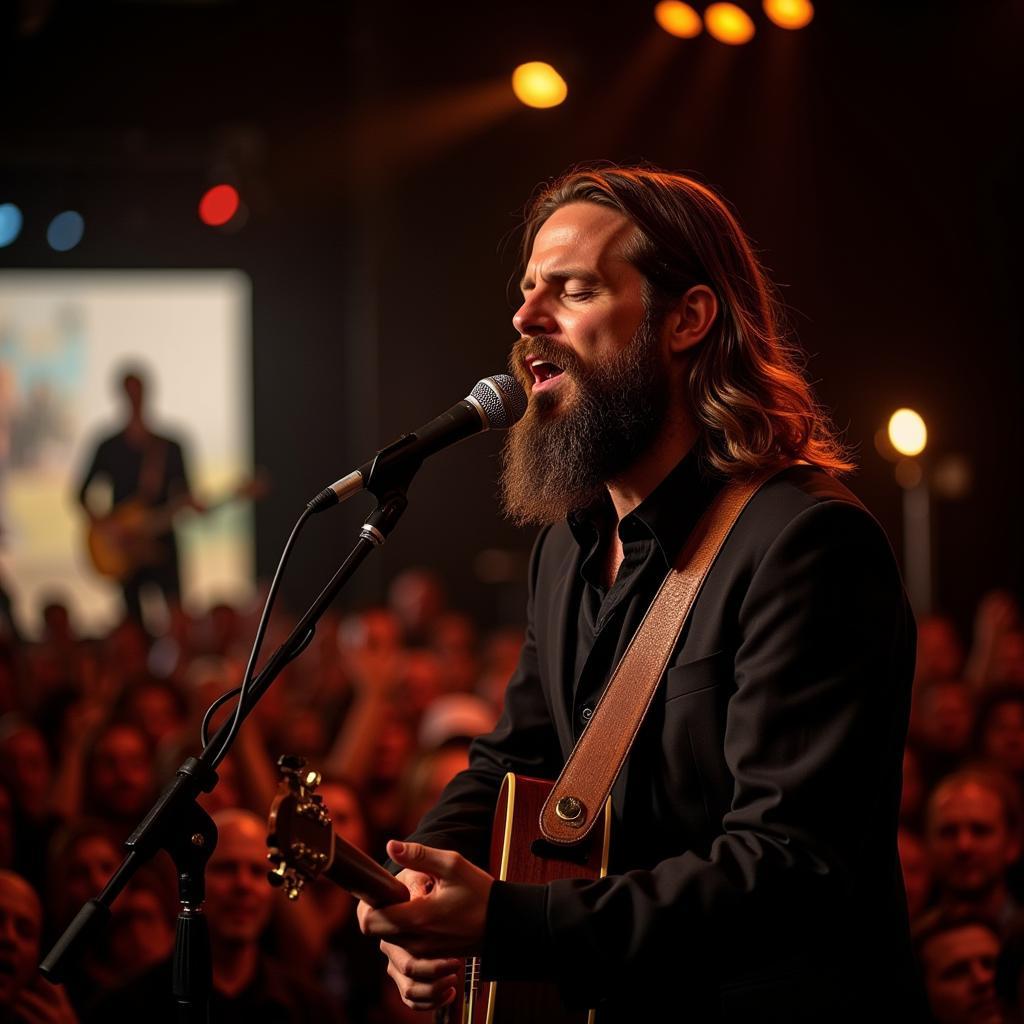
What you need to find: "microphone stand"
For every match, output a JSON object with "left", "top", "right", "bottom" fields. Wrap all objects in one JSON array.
[{"left": 40, "top": 448, "right": 419, "bottom": 1023}]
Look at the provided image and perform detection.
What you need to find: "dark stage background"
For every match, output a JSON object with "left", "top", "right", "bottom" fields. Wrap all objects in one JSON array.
[{"left": 1, "top": 0, "right": 1020, "bottom": 633}]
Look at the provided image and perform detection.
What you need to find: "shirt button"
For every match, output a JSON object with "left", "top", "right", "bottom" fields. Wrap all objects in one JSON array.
[{"left": 580, "top": 705, "right": 594, "bottom": 723}]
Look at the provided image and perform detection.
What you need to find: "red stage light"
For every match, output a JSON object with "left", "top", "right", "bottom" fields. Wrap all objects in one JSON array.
[{"left": 199, "top": 185, "right": 240, "bottom": 227}]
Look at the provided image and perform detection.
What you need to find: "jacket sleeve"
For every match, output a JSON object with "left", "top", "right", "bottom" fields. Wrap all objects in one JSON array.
[
  {"left": 482, "top": 498, "right": 915, "bottom": 1005},
  {"left": 401, "top": 524, "right": 565, "bottom": 869}
]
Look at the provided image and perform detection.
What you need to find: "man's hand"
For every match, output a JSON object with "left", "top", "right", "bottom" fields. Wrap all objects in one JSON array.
[{"left": 358, "top": 840, "right": 494, "bottom": 1011}]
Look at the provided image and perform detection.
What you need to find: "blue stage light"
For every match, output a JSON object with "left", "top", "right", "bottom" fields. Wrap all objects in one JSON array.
[
  {"left": 0, "top": 203, "right": 23, "bottom": 247},
  {"left": 47, "top": 210, "right": 85, "bottom": 252}
]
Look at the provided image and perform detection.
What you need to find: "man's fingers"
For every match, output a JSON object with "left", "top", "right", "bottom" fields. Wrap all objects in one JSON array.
[
  {"left": 380, "top": 941, "right": 462, "bottom": 981},
  {"left": 387, "top": 839, "right": 459, "bottom": 878},
  {"left": 386, "top": 960, "right": 459, "bottom": 1009}
]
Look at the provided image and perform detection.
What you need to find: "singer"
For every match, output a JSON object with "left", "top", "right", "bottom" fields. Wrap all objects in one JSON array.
[{"left": 358, "top": 166, "right": 927, "bottom": 1021}]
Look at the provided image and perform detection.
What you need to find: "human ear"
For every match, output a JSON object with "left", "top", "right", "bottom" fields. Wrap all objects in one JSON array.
[{"left": 666, "top": 284, "right": 718, "bottom": 354}]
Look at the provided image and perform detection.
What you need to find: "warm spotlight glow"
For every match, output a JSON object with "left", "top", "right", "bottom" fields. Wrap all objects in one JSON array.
[
  {"left": 763, "top": 0, "right": 814, "bottom": 30},
  {"left": 654, "top": 1, "right": 702, "bottom": 38},
  {"left": 888, "top": 408, "right": 927, "bottom": 457},
  {"left": 704, "top": 3, "right": 756, "bottom": 44},
  {"left": 199, "top": 184, "right": 240, "bottom": 227},
  {"left": 511, "top": 62, "right": 568, "bottom": 109}
]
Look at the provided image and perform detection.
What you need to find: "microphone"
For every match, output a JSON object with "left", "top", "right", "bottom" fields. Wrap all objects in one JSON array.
[{"left": 308, "top": 373, "right": 528, "bottom": 512}]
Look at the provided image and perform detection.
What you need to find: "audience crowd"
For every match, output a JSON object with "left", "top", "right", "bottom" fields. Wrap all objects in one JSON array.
[{"left": 1, "top": 568, "right": 1023, "bottom": 1022}]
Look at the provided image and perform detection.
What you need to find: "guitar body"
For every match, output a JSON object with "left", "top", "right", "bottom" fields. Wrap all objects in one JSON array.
[
  {"left": 87, "top": 500, "right": 168, "bottom": 580},
  {"left": 266, "top": 760, "right": 610, "bottom": 1024},
  {"left": 454, "top": 773, "right": 611, "bottom": 1024},
  {"left": 86, "top": 475, "right": 268, "bottom": 581}
]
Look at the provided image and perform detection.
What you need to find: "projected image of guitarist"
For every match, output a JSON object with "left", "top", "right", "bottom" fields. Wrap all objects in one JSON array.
[{"left": 75, "top": 367, "right": 201, "bottom": 628}]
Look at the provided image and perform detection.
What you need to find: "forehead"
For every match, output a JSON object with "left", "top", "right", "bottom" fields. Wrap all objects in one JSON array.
[
  {"left": 933, "top": 783, "right": 1004, "bottom": 820},
  {"left": 0, "top": 878, "right": 42, "bottom": 927},
  {"left": 924, "top": 926, "right": 999, "bottom": 968},
  {"left": 211, "top": 820, "right": 266, "bottom": 863},
  {"left": 523, "top": 202, "right": 638, "bottom": 283}
]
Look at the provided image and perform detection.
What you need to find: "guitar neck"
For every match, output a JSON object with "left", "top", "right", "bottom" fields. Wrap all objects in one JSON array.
[{"left": 323, "top": 837, "right": 410, "bottom": 909}]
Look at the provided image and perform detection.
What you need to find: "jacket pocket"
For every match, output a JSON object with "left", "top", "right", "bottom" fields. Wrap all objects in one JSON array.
[{"left": 664, "top": 649, "right": 729, "bottom": 701}]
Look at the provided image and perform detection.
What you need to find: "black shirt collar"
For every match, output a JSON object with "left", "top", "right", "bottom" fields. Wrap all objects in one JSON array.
[{"left": 567, "top": 443, "right": 725, "bottom": 571}]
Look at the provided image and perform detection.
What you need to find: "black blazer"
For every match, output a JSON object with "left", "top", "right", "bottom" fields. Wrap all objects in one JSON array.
[{"left": 408, "top": 465, "right": 928, "bottom": 1022}]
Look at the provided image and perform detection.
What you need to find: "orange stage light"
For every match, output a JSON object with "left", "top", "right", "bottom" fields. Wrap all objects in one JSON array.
[
  {"left": 199, "top": 184, "right": 240, "bottom": 227},
  {"left": 654, "top": 1, "right": 702, "bottom": 39},
  {"left": 763, "top": 0, "right": 814, "bottom": 30},
  {"left": 888, "top": 408, "right": 928, "bottom": 458},
  {"left": 704, "top": 3, "right": 756, "bottom": 45},
  {"left": 511, "top": 62, "right": 568, "bottom": 109}
]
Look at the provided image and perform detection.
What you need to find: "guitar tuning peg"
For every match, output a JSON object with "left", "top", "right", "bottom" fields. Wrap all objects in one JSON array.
[
  {"left": 267, "top": 862, "right": 289, "bottom": 887},
  {"left": 266, "top": 850, "right": 283, "bottom": 868},
  {"left": 277, "top": 754, "right": 307, "bottom": 777},
  {"left": 285, "top": 876, "right": 305, "bottom": 901},
  {"left": 303, "top": 769, "right": 321, "bottom": 790}
]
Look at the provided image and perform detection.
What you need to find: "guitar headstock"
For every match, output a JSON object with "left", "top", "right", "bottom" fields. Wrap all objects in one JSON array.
[{"left": 266, "top": 754, "right": 334, "bottom": 901}]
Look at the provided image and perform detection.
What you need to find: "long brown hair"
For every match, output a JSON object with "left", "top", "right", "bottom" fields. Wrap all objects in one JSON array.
[{"left": 520, "top": 165, "right": 855, "bottom": 478}]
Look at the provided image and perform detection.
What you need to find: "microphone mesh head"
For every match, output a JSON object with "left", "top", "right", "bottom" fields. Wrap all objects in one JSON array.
[{"left": 471, "top": 374, "right": 528, "bottom": 429}]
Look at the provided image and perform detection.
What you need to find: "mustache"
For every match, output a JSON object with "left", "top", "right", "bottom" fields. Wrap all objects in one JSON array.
[{"left": 508, "top": 335, "right": 584, "bottom": 384}]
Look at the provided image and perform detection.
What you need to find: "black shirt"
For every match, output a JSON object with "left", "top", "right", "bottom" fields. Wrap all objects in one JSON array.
[{"left": 565, "top": 446, "right": 725, "bottom": 741}]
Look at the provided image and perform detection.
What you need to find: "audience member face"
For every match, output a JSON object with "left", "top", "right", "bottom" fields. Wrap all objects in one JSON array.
[
  {"left": 981, "top": 701, "right": 1024, "bottom": 777},
  {"left": 128, "top": 683, "right": 185, "bottom": 747},
  {"left": 918, "top": 683, "right": 975, "bottom": 756},
  {"left": 900, "top": 828, "right": 932, "bottom": 921},
  {"left": 56, "top": 833, "right": 122, "bottom": 921},
  {"left": 388, "top": 570, "right": 445, "bottom": 639},
  {"left": 205, "top": 812, "right": 273, "bottom": 948},
  {"left": 0, "top": 871, "right": 43, "bottom": 1006},
  {"left": 109, "top": 884, "right": 174, "bottom": 977},
  {"left": 398, "top": 651, "right": 444, "bottom": 717},
  {"left": 927, "top": 782, "right": 1020, "bottom": 900},
  {"left": 404, "top": 744, "right": 470, "bottom": 835},
  {"left": 993, "top": 633, "right": 1024, "bottom": 686},
  {"left": 87, "top": 724, "right": 154, "bottom": 821},
  {"left": 317, "top": 782, "right": 370, "bottom": 855},
  {"left": 371, "top": 714, "right": 415, "bottom": 785},
  {"left": 919, "top": 924, "right": 1003, "bottom": 1024},
  {"left": 918, "top": 617, "right": 965, "bottom": 683},
  {"left": 105, "top": 620, "right": 150, "bottom": 679},
  {"left": 276, "top": 708, "right": 328, "bottom": 760},
  {"left": 0, "top": 725, "right": 52, "bottom": 821}
]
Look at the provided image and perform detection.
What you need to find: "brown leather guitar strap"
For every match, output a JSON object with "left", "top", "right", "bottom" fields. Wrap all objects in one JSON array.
[{"left": 539, "top": 466, "right": 788, "bottom": 846}]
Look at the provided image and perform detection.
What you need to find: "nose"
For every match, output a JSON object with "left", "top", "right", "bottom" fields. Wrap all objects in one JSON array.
[{"left": 512, "top": 294, "right": 557, "bottom": 338}]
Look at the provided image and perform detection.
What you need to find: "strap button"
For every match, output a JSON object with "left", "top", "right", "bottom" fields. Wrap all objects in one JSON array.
[
  {"left": 555, "top": 795, "right": 585, "bottom": 825},
  {"left": 580, "top": 705, "right": 594, "bottom": 723}
]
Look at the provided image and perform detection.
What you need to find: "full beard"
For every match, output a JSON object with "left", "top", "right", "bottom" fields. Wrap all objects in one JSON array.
[{"left": 500, "top": 307, "right": 671, "bottom": 527}]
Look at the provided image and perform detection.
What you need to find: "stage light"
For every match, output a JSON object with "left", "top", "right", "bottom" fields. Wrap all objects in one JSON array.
[
  {"left": 763, "top": 0, "right": 814, "bottom": 30},
  {"left": 0, "top": 203, "right": 23, "bottom": 248},
  {"left": 46, "top": 211, "right": 84, "bottom": 252},
  {"left": 704, "top": 3, "right": 756, "bottom": 44},
  {"left": 511, "top": 62, "right": 568, "bottom": 109},
  {"left": 654, "top": 1, "right": 702, "bottom": 39},
  {"left": 888, "top": 408, "right": 927, "bottom": 457},
  {"left": 199, "top": 184, "right": 240, "bottom": 227}
]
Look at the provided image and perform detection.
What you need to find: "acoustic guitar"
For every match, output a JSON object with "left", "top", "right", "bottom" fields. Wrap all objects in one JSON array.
[
  {"left": 86, "top": 475, "right": 268, "bottom": 581},
  {"left": 266, "top": 755, "right": 611, "bottom": 1023}
]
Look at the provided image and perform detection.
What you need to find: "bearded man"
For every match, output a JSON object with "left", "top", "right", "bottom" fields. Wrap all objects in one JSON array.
[{"left": 358, "top": 166, "right": 927, "bottom": 1021}]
